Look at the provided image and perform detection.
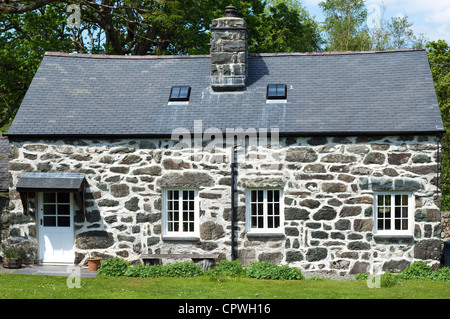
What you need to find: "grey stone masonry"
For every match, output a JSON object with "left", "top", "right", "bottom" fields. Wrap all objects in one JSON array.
[
  {"left": 6, "top": 135, "right": 443, "bottom": 275},
  {"left": 210, "top": 6, "right": 247, "bottom": 89}
]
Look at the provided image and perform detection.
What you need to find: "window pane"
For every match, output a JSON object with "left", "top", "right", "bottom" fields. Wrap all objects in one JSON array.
[
  {"left": 44, "top": 216, "right": 56, "bottom": 227},
  {"left": 44, "top": 204, "right": 56, "bottom": 215},
  {"left": 58, "top": 216, "right": 70, "bottom": 227},
  {"left": 43, "top": 193, "right": 56, "bottom": 203},
  {"left": 395, "top": 195, "right": 401, "bottom": 206},
  {"left": 171, "top": 87, "right": 181, "bottom": 98},
  {"left": 378, "top": 195, "right": 384, "bottom": 206},
  {"left": 258, "top": 190, "right": 263, "bottom": 202},
  {"left": 58, "top": 193, "right": 70, "bottom": 203},
  {"left": 58, "top": 204, "right": 70, "bottom": 215},
  {"left": 268, "top": 85, "right": 277, "bottom": 96}
]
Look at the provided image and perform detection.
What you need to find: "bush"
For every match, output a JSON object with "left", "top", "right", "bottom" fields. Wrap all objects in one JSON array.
[
  {"left": 246, "top": 261, "right": 303, "bottom": 280},
  {"left": 165, "top": 261, "right": 203, "bottom": 277},
  {"left": 399, "top": 261, "right": 433, "bottom": 280},
  {"left": 430, "top": 266, "right": 450, "bottom": 281},
  {"left": 97, "top": 257, "right": 130, "bottom": 277},
  {"left": 380, "top": 271, "right": 399, "bottom": 288},
  {"left": 204, "top": 260, "right": 246, "bottom": 279},
  {"left": 124, "top": 264, "right": 167, "bottom": 278}
]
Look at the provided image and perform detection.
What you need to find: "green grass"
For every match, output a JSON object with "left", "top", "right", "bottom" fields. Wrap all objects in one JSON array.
[{"left": 0, "top": 273, "right": 449, "bottom": 299}]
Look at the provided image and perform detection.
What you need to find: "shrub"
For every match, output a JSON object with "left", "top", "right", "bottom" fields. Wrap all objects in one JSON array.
[
  {"left": 430, "top": 266, "right": 450, "bottom": 281},
  {"left": 246, "top": 261, "right": 303, "bottom": 280},
  {"left": 204, "top": 259, "right": 245, "bottom": 279},
  {"left": 165, "top": 261, "right": 203, "bottom": 277},
  {"left": 97, "top": 257, "right": 130, "bottom": 277},
  {"left": 380, "top": 271, "right": 399, "bottom": 288},
  {"left": 399, "top": 261, "right": 433, "bottom": 280},
  {"left": 124, "top": 264, "right": 167, "bottom": 278}
]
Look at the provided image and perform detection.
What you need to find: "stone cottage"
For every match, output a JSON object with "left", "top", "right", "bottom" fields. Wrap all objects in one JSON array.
[{"left": 4, "top": 7, "right": 446, "bottom": 275}]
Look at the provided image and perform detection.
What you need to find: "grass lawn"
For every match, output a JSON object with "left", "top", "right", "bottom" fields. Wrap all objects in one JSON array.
[{"left": 0, "top": 273, "right": 449, "bottom": 299}]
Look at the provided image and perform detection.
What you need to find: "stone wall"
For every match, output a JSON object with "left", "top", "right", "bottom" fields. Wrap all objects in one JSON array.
[
  {"left": 6, "top": 135, "right": 443, "bottom": 274},
  {"left": 443, "top": 212, "right": 450, "bottom": 242}
]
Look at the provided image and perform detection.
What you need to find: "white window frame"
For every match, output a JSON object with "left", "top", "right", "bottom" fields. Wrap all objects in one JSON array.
[
  {"left": 246, "top": 189, "right": 284, "bottom": 235},
  {"left": 162, "top": 189, "right": 199, "bottom": 239},
  {"left": 374, "top": 192, "right": 414, "bottom": 237}
]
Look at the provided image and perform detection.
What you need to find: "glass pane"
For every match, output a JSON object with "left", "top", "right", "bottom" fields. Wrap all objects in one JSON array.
[
  {"left": 274, "top": 190, "right": 280, "bottom": 202},
  {"left": 268, "top": 85, "right": 277, "bottom": 96},
  {"left": 378, "top": 219, "right": 383, "bottom": 230},
  {"left": 395, "top": 195, "right": 401, "bottom": 206},
  {"left": 385, "top": 195, "right": 391, "bottom": 206},
  {"left": 402, "top": 219, "right": 408, "bottom": 230},
  {"left": 189, "top": 200, "right": 194, "bottom": 211},
  {"left": 274, "top": 203, "right": 280, "bottom": 215},
  {"left": 183, "top": 190, "right": 189, "bottom": 201},
  {"left": 251, "top": 191, "right": 256, "bottom": 202},
  {"left": 44, "top": 216, "right": 56, "bottom": 227},
  {"left": 180, "top": 87, "right": 189, "bottom": 98},
  {"left": 268, "top": 190, "right": 273, "bottom": 202},
  {"left": 58, "top": 216, "right": 70, "bottom": 227},
  {"left": 43, "top": 193, "right": 56, "bottom": 203},
  {"left": 43, "top": 204, "right": 56, "bottom": 215},
  {"left": 378, "top": 195, "right": 384, "bottom": 206},
  {"left": 58, "top": 204, "right": 70, "bottom": 215},
  {"left": 174, "top": 222, "right": 179, "bottom": 232},
  {"left": 402, "top": 207, "right": 408, "bottom": 218},
  {"left": 274, "top": 216, "right": 280, "bottom": 228},
  {"left": 251, "top": 216, "right": 257, "bottom": 228},
  {"left": 402, "top": 195, "right": 408, "bottom": 205},
  {"left": 276, "top": 85, "right": 285, "bottom": 96},
  {"left": 258, "top": 190, "right": 263, "bottom": 202},
  {"left": 385, "top": 220, "right": 391, "bottom": 230},
  {"left": 257, "top": 217, "right": 264, "bottom": 228},
  {"left": 395, "top": 207, "right": 401, "bottom": 218},
  {"left": 395, "top": 219, "right": 400, "bottom": 230},
  {"left": 171, "top": 87, "right": 181, "bottom": 98},
  {"left": 58, "top": 193, "right": 70, "bottom": 203},
  {"left": 268, "top": 217, "right": 273, "bottom": 228}
]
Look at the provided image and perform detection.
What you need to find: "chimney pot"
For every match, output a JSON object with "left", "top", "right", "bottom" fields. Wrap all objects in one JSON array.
[{"left": 225, "top": 6, "right": 238, "bottom": 17}]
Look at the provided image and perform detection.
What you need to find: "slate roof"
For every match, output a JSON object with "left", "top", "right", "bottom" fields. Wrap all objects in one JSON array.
[{"left": 6, "top": 49, "right": 445, "bottom": 138}]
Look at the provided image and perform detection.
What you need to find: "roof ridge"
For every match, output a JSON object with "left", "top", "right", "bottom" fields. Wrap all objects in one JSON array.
[
  {"left": 44, "top": 52, "right": 210, "bottom": 59},
  {"left": 44, "top": 48, "right": 425, "bottom": 60},
  {"left": 249, "top": 48, "right": 425, "bottom": 57}
]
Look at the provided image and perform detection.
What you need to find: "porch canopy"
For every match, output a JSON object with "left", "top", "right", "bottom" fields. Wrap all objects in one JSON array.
[{"left": 16, "top": 173, "right": 86, "bottom": 215}]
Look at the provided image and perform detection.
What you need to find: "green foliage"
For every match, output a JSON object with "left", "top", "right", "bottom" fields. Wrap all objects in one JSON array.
[
  {"left": 246, "top": 261, "right": 303, "bottom": 280},
  {"left": 380, "top": 271, "right": 399, "bottom": 287},
  {"left": 2, "top": 247, "right": 19, "bottom": 259},
  {"left": 355, "top": 273, "right": 369, "bottom": 281},
  {"left": 165, "top": 261, "right": 203, "bottom": 277},
  {"left": 399, "top": 261, "right": 433, "bottom": 280},
  {"left": 97, "top": 257, "right": 130, "bottom": 277},
  {"left": 124, "top": 264, "right": 168, "bottom": 278},
  {"left": 319, "top": 0, "right": 371, "bottom": 51},
  {"left": 430, "top": 266, "right": 450, "bottom": 281},
  {"left": 204, "top": 259, "right": 246, "bottom": 281},
  {"left": 427, "top": 40, "right": 450, "bottom": 210}
]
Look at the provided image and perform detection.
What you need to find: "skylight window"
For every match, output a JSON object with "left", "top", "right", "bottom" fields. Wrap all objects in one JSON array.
[
  {"left": 169, "top": 86, "right": 191, "bottom": 101},
  {"left": 267, "top": 84, "right": 287, "bottom": 100}
]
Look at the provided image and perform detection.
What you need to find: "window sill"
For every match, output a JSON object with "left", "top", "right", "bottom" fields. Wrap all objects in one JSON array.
[
  {"left": 162, "top": 235, "right": 200, "bottom": 242},
  {"left": 373, "top": 234, "right": 414, "bottom": 242},
  {"left": 247, "top": 232, "right": 285, "bottom": 238}
]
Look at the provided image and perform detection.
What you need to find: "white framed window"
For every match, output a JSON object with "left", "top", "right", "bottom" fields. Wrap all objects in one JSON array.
[
  {"left": 246, "top": 189, "right": 283, "bottom": 234},
  {"left": 163, "top": 189, "right": 199, "bottom": 238},
  {"left": 374, "top": 193, "right": 413, "bottom": 236}
]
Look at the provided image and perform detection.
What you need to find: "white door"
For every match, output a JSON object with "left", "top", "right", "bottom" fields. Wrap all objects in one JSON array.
[{"left": 38, "top": 192, "right": 75, "bottom": 264}]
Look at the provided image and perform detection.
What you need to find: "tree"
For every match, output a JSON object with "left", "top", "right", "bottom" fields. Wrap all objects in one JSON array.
[
  {"left": 0, "top": 0, "right": 322, "bottom": 131},
  {"left": 252, "top": 0, "right": 322, "bottom": 53},
  {"left": 0, "top": 3, "right": 74, "bottom": 131},
  {"left": 319, "top": 0, "right": 371, "bottom": 51},
  {"left": 427, "top": 40, "right": 450, "bottom": 209}
]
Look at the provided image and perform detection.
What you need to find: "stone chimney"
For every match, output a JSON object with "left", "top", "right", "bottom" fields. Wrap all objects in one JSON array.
[{"left": 210, "top": 6, "right": 248, "bottom": 89}]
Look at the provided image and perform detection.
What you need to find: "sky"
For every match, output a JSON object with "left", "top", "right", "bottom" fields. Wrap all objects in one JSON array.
[{"left": 302, "top": 0, "right": 450, "bottom": 43}]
